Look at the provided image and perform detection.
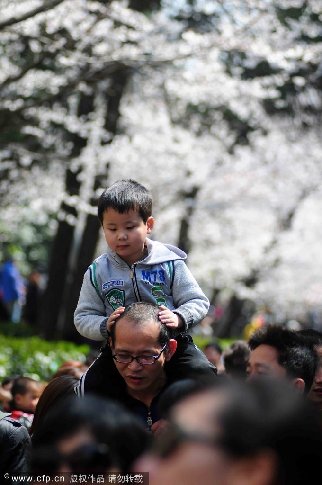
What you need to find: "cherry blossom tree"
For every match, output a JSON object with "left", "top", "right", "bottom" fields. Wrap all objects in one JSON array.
[{"left": 1, "top": 0, "right": 321, "bottom": 338}]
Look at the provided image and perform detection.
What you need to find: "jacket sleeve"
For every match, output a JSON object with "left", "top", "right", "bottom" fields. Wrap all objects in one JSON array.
[
  {"left": 171, "top": 260, "right": 210, "bottom": 331},
  {"left": 74, "top": 267, "right": 108, "bottom": 341}
]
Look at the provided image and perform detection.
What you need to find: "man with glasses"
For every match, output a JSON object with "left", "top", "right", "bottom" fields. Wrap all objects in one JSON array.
[
  {"left": 246, "top": 325, "right": 317, "bottom": 394},
  {"left": 78, "top": 302, "right": 179, "bottom": 431}
]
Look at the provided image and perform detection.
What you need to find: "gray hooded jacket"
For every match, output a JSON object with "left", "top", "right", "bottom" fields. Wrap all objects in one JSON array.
[{"left": 74, "top": 238, "right": 209, "bottom": 341}]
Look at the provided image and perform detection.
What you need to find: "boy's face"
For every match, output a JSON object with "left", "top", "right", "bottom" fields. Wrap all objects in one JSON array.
[
  {"left": 102, "top": 208, "right": 154, "bottom": 265},
  {"left": 15, "top": 382, "right": 41, "bottom": 413}
]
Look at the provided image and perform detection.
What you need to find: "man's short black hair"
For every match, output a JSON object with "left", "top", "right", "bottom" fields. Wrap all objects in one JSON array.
[
  {"left": 110, "top": 302, "right": 169, "bottom": 348},
  {"left": 98, "top": 179, "right": 152, "bottom": 224},
  {"left": 248, "top": 325, "right": 317, "bottom": 393}
]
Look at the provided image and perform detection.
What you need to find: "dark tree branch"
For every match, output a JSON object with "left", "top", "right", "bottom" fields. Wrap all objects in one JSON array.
[{"left": 0, "top": 0, "right": 65, "bottom": 30}]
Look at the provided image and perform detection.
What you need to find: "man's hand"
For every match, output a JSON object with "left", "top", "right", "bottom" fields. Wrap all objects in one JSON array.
[
  {"left": 158, "top": 305, "right": 184, "bottom": 329},
  {"left": 107, "top": 306, "right": 125, "bottom": 331}
]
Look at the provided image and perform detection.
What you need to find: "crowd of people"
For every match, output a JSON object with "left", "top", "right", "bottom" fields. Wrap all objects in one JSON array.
[
  {"left": 1, "top": 314, "right": 322, "bottom": 484},
  {"left": 1, "top": 179, "right": 322, "bottom": 484}
]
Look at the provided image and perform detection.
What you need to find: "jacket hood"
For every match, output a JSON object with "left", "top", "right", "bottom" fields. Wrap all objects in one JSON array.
[{"left": 144, "top": 238, "right": 187, "bottom": 264}]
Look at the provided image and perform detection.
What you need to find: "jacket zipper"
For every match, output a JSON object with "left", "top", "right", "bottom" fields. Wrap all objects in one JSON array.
[
  {"left": 130, "top": 263, "right": 141, "bottom": 301},
  {"left": 147, "top": 409, "right": 152, "bottom": 431}
]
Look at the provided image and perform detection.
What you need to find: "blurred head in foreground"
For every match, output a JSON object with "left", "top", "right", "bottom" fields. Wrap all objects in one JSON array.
[
  {"left": 137, "top": 377, "right": 322, "bottom": 485},
  {"left": 31, "top": 394, "right": 150, "bottom": 474}
]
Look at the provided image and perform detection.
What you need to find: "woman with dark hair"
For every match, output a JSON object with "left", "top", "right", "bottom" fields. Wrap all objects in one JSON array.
[
  {"left": 29, "top": 375, "right": 78, "bottom": 437},
  {"left": 31, "top": 394, "right": 150, "bottom": 474}
]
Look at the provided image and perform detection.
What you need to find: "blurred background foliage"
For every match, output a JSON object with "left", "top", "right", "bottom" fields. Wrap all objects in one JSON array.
[{"left": 0, "top": 332, "right": 89, "bottom": 381}]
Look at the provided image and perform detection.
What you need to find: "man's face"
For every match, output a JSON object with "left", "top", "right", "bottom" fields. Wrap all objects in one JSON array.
[
  {"left": 247, "top": 344, "right": 287, "bottom": 379},
  {"left": 137, "top": 390, "right": 235, "bottom": 485},
  {"left": 111, "top": 317, "right": 173, "bottom": 398},
  {"left": 308, "top": 345, "right": 322, "bottom": 411},
  {"left": 102, "top": 208, "right": 154, "bottom": 265}
]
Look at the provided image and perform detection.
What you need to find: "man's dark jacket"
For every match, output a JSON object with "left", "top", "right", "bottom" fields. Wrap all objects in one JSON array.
[{"left": 0, "top": 412, "right": 31, "bottom": 477}]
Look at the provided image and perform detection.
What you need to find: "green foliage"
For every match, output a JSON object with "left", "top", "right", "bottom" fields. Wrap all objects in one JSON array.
[
  {"left": 192, "top": 335, "right": 234, "bottom": 350},
  {"left": 0, "top": 334, "right": 89, "bottom": 382},
  {"left": 0, "top": 323, "right": 36, "bottom": 338}
]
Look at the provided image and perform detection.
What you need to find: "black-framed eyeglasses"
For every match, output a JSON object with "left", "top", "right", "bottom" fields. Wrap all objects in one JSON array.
[{"left": 112, "top": 343, "right": 167, "bottom": 365}]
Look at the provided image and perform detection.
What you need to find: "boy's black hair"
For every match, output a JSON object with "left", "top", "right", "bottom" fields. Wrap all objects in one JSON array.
[
  {"left": 10, "top": 376, "right": 39, "bottom": 410},
  {"left": 98, "top": 179, "right": 152, "bottom": 224},
  {"left": 11, "top": 376, "right": 38, "bottom": 398}
]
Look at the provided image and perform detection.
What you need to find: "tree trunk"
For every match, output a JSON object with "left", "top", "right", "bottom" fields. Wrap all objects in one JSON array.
[
  {"left": 59, "top": 212, "right": 101, "bottom": 341},
  {"left": 59, "top": 69, "right": 130, "bottom": 341},
  {"left": 177, "top": 185, "right": 199, "bottom": 254},
  {"left": 38, "top": 93, "right": 94, "bottom": 339}
]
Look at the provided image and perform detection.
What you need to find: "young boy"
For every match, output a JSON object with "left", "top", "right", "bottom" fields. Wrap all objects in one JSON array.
[
  {"left": 74, "top": 179, "right": 216, "bottom": 396},
  {"left": 9, "top": 376, "right": 42, "bottom": 429}
]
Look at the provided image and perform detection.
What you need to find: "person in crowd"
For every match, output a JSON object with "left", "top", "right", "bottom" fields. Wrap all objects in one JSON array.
[
  {"left": 136, "top": 377, "right": 322, "bottom": 485},
  {"left": 0, "top": 377, "right": 16, "bottom": 411},
  {"left": 0, "top": 256, "right": 25, "bottom": 323},
  {"left": 51, "top": 359, "right": 87, "bottom": 380},
  {"left": 74, "top": 179, "right": 216, "bottom": 396},
  {"left": 0, "top": 292, "right": 9, "bottom": 320},
  {"left": 203, "top": 340, "right": 224, "bottom": 374},
  {"left": 31, "top": 394, "right": 150, "bottom": 474},
  {"left": 2, "top": 376, "right": 15, "bottom": 392},
  {"left": 0, "top": 382, "right": 12, "bottom": 413},
  {"left": 157, "top": 378, "right": 214, "bottom": 420},
  {"left": 154, "top": 377, "right": 226, "bottom": 436},
  {"left": 298, "top": 328, "right": 322, "bottom": 414},
  {"left": 77, "top": 302, "right": 212, "bottom": 431},
  {"left": 9, "top": 377, "right": 42, "bottom": 429},
  {"left": 222, "top": 339, "right": 250, "bottom": 379},
  {"left": 29, "top": 375, "right": 79, "bottom": 437},
  {"left": 308, "top": 343, "right": 322, "bottom": 414},
  {"left": 23, "top": 269, "right": 42, "bottom": 327},
  {"left": 0, "top": 409, "right": 31, "bottom": 478},
  {"left": 246, "top": 325, "right": 317, "bottom": 394},
  {"left": 0, "top": 386, "right": 12, "bottom": 411}
]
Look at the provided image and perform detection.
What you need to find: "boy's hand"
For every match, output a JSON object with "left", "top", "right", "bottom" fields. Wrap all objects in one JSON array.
[
  {"left": 158, "top": 305, "right": 184, "bottom": 329},
  {"left": 107, "top": 306, "right": 125, "bottom": 331}
]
